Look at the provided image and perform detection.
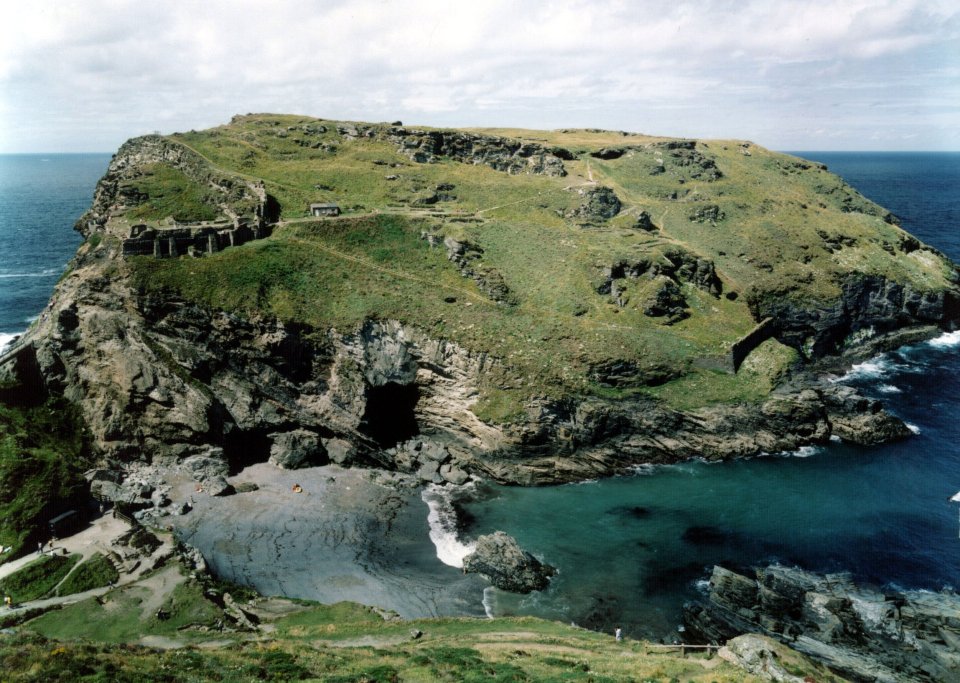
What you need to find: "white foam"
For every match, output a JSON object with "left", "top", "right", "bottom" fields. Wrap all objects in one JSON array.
[
  {"left": 927, "top": 330, "right": 960, "bottom": 349},
  {"left": 630, "top": 464, "right": 657, "bottom": 476},
  {"left": 776, "top": 445, "right": 821, "bottom": 459},
  {"left": 906, "top": 422, "right": 921, "bottom": 434},
  {"left": 421, "top": 483, "right": 476, "bottom": 569},
  {"left": 877, "top": 384, "right": 902, "bottom": 394},
  {"left": 0, "top": 332, "right": 23, "bottom": 353},
  {"left": 841, "top": 358, "right": 891, "bottom": 381},
  {"left": 0, "top": 268, "right": 58, "bottom": 279},
  {"left": 830, "top": 434, "right": 842, "bottom": 443}
]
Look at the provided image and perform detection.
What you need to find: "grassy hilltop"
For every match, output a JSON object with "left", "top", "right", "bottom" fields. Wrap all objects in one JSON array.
[{"left": 101, "top": 113, "right": 953, "bottom": 418}]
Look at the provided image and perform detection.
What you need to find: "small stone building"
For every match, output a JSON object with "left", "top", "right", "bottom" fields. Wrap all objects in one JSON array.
[{"left": 310, "top": 202, "right": 341, "bottom": 217}]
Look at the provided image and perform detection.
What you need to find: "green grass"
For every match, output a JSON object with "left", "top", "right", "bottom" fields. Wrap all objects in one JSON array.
[
  {"left": 29, "top": 574, "right": 221, "bottom": 643},
  {"left": 11, "top": 579, "right": 847, "bottom": 683},
  {"left": 0, "top": 393, "right": 92, "bottom": 561},
  {"left": 117, "top": 113, "right": 956, "bottom": 415},
  {"left": 55, "top": 553, "right": 119, "bottom": 596},
  {"left": 0, "top": 553, "right": 80, "bottom": 602},
  {"left": 122, "top": 163, "right": 222, "bottom": 223}
]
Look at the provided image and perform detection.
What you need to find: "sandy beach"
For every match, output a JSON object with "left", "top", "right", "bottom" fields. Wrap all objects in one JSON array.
[{"left": 171, "top": 463, "right": 489, "bottom": 618}]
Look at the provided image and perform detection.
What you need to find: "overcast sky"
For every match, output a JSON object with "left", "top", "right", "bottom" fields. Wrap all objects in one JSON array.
[{"left": 1, "top": 0, "right": 958, "bottom": 153}]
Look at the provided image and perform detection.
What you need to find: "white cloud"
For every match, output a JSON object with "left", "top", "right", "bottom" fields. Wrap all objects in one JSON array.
[{"left": 0, "top": 0, "right": 957, "bottom": 151}]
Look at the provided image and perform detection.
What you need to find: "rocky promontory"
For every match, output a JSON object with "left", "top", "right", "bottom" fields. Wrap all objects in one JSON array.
[
  {"left": 3, "top": 113, "right": 959, "bottom": 500},
  {"left": 683, "top": 564, "right": 960, "bottom": 682}
]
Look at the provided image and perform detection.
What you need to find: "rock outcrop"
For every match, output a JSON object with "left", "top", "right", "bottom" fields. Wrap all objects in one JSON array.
[
  {"left": 751, "top": 273, "right": 960, "bottom": 359},
  {"left": 388, "top": 128, "right": 567, "bottom": 176},
  {"left": 462, "top": 531, "right": 556, "bottom": 593},
  {"left": 683, "top": 564, "right": 960, "bottom": 682},
  {"left": 570, "top": 186, "right": 621, "bottom": 221}
]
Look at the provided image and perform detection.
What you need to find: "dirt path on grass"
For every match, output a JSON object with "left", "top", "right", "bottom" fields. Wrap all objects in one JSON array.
[{"left": 0, "top": 516, "right": 177, "bottom": 617}]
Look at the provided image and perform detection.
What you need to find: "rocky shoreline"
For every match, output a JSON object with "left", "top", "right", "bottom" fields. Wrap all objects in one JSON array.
[{"left": 683, "top": 564, "right": 960, "bottom": 682}]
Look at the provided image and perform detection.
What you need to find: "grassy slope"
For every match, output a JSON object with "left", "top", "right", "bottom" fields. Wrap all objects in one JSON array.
[
  {"left": 16, "top": 592, "right": 846, "bottom": 682},
  {"left": 121, "top": 114, "right": 951, "bottom": 418},
  {"left": 0, "top": 553, "right": 81, "bottom": 602}
]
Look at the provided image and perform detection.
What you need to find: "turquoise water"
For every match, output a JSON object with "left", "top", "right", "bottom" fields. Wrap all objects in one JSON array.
[{"left": 460, "top": 152, "right": 960, "bottom": 639}]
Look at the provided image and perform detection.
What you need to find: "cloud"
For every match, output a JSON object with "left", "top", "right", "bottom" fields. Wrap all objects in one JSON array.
[{"left": 0, "top": 0, "right": 957, "bottom": 151}]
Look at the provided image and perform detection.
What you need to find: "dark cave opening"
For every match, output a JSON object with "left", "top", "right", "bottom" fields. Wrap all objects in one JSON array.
[
  {"left": 223, "top": 429, "right": 272, "bottom": 475},
  {"left": 360, "top": 382, "right": 420, "bottom": 448}
]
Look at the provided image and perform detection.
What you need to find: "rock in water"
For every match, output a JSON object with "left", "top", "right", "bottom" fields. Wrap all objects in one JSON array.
[{"left": 462, "top": 531, "right": 555, "bottom": 593}]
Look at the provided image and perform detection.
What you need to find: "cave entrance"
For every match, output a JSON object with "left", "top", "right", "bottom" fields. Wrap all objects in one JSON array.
[{"left": 360, "top": 382, "right": 420, "bottom": 448}]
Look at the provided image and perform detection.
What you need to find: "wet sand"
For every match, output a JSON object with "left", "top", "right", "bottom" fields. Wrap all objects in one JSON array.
[{"left": 171, "top": 463, "right": 488, "bottom": 619}]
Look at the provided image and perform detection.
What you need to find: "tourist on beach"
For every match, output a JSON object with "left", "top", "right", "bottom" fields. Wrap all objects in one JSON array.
[{"left": 615, "top": 627, "right": 622, "bottom": 642}]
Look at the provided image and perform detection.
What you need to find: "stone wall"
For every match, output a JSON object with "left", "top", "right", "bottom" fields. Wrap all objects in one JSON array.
[
  {"left": 730, "top": 317, "right": 775, "bottom": 372},
  {"left": 122, "top": 222, "right": 272, "bottom": 258}
]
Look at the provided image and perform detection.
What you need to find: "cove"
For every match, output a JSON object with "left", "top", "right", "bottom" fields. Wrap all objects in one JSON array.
[
  {"left": 458, "top": 332, "right": 960, "bottom": 638},
  {"left": 455, "top": 152, "right": 960, "bottom": 639}
]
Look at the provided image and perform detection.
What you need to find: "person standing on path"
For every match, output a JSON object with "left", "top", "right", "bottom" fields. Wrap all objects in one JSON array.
[
  {"left": 37, "top": 541, "right": 43, "bottom": 555},
  {"left": 615, "top": 627, "right": 623, "bottom": 642}
]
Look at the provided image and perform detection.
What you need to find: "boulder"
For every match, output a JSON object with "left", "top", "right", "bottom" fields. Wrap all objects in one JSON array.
[
  {"left": 268, "top": 429, "right": 328, "bottom": 469},
  {"left": 440, "top": 463, "right": 469, "bottom": 485},
  {"left": 718, "top": 635, "right": 807, "bottom": 683},
  {"left": 462, "top": 531, "right": 556, "bottom": 593},
  {"left": 323, "top": 438, "right": 357, "bottom": 465}
]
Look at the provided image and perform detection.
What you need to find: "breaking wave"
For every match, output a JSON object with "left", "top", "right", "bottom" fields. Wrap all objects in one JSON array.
[
  {"left": 0, "top": 331, "right": 22, "bottom": 353},
  {"left": 927, "top": 330, "right": 960, "bottom": 349},
  {"left": 0, "top": 268, "right": 58, "bottom": 279},
  {"left": 422, "top": 483, "right": 477, "bottom": 569}
]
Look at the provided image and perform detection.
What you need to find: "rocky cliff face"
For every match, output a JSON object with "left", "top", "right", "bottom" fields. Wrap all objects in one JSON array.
[
  {"left": 753, "top": 271, "right": 960, "bottom": 360},
  {"left": 683, "top": 564, "right": 960, "bottom": 682},
  {"left": 12, "top": 239, "right": 909, "bottom": 490},
  {"left": 76, "top": 135, "right": 275, "bottom": 239}
]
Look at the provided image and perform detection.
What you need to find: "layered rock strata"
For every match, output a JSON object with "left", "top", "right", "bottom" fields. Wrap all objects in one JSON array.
[{"left": 683, "top": 565, "right": 960, "bottom": 682}]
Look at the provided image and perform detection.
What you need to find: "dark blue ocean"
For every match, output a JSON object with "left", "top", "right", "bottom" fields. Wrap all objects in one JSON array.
[
  {"left": 2, "top": 151, "right": 959, "bottom": 639},
  {"left": 0, "top": 154, "right": 111, "bottom": 349}
]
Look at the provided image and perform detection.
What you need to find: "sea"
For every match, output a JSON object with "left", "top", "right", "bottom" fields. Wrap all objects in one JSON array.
[
  {"left": 0, "top": 154, "right": 111, "bottom": 349},
  {"left": 2, "top": 150, "right": 960, "bottom": 639}
]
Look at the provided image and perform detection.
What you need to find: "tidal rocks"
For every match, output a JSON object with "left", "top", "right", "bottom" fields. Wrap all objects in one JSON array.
[
  {"left": 683, "top": 564, "right": 960, "bottom": 682},
  {"left": 821, "top": 384, "right": 911, "bottom": 445},
  {"left": 462, "top": 531, "right": 556, "bottom": 593}
]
